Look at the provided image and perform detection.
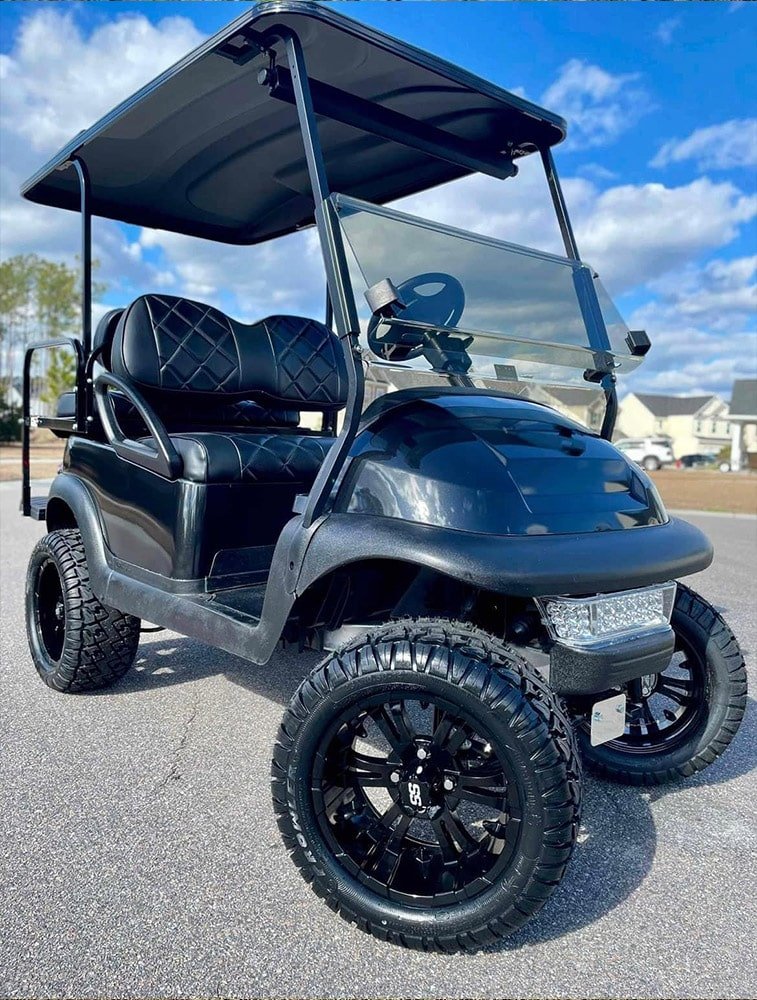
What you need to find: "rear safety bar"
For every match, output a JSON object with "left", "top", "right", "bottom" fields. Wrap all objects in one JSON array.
[{"left": 21, "top": 338, "right": 84, "bottom": 518}]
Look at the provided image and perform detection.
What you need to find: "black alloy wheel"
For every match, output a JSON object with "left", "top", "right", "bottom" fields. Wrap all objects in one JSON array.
[
  {"left": 26, "top": 529, "right": 141, "bottom": 692},
  {"left": 273, "top": 619, "right": 581, "bottom": 952},
  {"left": 313, "top": 691, "right": 523, "bottom": 906},
  {"left": 573, "top": 583, "right": 747, "bottom": 784}
]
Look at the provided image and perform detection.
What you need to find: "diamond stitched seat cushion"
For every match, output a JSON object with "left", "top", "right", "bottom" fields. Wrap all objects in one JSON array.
[
  {"left": 146, "top": 431, "right": 334, "bottom": 485},
  {"left": 112, "top": 294, "right": 347, "bottom": 410}
]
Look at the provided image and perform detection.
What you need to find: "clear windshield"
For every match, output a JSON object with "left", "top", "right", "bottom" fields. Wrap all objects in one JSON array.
[{"left": 334, "top": 194, "right": 639, "bottom": 390}]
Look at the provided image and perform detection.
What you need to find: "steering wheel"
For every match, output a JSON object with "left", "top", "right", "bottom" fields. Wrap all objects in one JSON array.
[{"left": 367, "top": 271, "right": 465, "bottom": 362}]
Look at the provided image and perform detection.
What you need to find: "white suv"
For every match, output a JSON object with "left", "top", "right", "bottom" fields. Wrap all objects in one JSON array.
[{"left": 614, "top": 437, "right": 675, "bottom": 471}]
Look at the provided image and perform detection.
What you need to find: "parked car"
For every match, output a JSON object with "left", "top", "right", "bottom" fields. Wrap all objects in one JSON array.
[
  {"left": 614, "top": 437, "right": 675, "bottom": 471},
  {"left": 677, "top": 453, "right": 716, "bottom": 469}
]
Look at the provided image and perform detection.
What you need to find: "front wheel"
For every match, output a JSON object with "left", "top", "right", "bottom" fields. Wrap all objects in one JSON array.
[
  {"left": 272, "top": 620, "right": 581, "bottom": 952},
  {"left": 642, "top": 455, "right": 661, "bottom": 471},
  {"left": 574, "top": 584, "right": 747, "bottom": 784}
]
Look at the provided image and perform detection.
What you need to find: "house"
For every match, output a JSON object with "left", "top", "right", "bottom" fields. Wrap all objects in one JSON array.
[
  {"left": 0, "top": 376, "right": 47, "bottom": 415},
  {"left": 617, "top": 392, "right": 730, "bottom": 459},
  {"left": 728, "top": 379, "right": 757, "bottom": 471},
  {"left": 541, "top": 386, "right": 605, "bottom": 433}
]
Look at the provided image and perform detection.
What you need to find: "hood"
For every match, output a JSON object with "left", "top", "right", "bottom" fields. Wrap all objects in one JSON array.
[{"left": 335, "top": 389, "right": 667, "bottom": 535}]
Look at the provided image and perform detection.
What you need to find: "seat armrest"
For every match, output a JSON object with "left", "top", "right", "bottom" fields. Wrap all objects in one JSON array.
[{"left": 94, "top": 372, "right": 182, "bottom": 480}]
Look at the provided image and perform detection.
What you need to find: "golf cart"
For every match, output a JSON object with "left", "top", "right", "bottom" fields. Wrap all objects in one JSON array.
[{"left": 19, "top": 3, "right": 746, "bottom": 951}]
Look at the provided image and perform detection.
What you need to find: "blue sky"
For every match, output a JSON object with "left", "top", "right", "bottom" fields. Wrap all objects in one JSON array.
[{"left": 1, "top": 1, "right": 755, "bottom": 398}]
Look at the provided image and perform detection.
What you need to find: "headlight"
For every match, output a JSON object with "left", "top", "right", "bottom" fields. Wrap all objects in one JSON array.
[{"left": 536, "top": 582, "right": 676, "bottom": 647}]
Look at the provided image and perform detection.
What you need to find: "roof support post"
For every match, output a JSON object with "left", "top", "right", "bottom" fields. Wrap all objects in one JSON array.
[
  {"left": 281, "top": 30, "right": 364, "bottom": 527},
  {"left": 540, "top": 147, "right": 579, "bottom": 262},
  {"left": 541, "top": 146, "right": 618, "bottom": 439},
  {"left": 71, "top": 158, "right": 92, "bottom": 357},
  {"left": 71, "top": 157, "right": 92, "bottom": 435}
]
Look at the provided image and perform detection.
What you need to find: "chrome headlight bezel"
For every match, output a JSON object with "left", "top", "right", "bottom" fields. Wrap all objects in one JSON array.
[{"left": 535, "top": 582, "right": 677, "bottom": 649}]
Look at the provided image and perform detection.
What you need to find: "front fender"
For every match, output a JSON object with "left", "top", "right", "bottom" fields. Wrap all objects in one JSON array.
[{"left": 296, "top": 513, "right": 713, "bottom": 598}]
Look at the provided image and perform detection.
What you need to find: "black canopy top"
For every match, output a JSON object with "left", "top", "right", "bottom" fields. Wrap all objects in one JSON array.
[{"left": 21, "top": 1, "right": 566, "bottom": 245}]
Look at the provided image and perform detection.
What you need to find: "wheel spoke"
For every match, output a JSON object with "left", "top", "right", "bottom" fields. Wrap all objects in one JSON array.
[
  {"left": 432, "top": 712, "right": 468, "bottom": 754},
  {"left": 641, "top": 699, "right": 661, "bottom": 734},
  {"left": 656, "top": 681, "right": 693, "bottom": 705},
  {"left": 431, "top": 808, "right": 480, "bottom": 862},
  {"left": 344, "top": 750, "right": 392, "bottom": 788},
  {"left": 369, "top": 813, "right": 412, "bottom": 885},
  {"left": 456, "top": 771, "right": 507, "bottom": 807},
  {"left": 372, "top": 703, "right": 415, "bottom": 751}
]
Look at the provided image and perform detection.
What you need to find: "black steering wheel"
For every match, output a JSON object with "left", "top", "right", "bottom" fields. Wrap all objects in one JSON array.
[{"left": 367, "top": 271, "right": 465, "bottom": 362}]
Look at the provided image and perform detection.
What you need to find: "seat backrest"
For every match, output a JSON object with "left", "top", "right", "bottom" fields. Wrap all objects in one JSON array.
[
  {"left": 110, "top": 294, "right": 348, "bottom": 411},
  {"left": 93, "top": 308, "right": 124, "bottom": 369}
]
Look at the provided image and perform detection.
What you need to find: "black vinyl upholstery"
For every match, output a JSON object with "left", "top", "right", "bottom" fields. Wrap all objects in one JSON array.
[
  {"left": 158, "top": 431, "right": 334, "bottom": 485},
  {"left": 112, "top": 294, "right": 347, "bottom": 409},
  {"left": 105, "top": 294, "right": 341, "bottom": 485}
]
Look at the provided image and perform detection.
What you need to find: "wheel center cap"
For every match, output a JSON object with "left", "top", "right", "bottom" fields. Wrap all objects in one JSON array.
[
  {"left": 393, "top": 741, "right": 456, "bottom": 817},
  {"left": 399, "top": 772, "right": 432, "bottom": 814}
]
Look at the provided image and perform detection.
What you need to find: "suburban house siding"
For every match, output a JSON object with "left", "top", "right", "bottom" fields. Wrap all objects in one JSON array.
[{"left": 618, "top": 392, "right": 730, "bottom": 459}]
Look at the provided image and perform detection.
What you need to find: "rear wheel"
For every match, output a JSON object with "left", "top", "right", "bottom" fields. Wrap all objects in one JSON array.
[
  {"left": 272, "top": 620, "right": 581, "bottom": 952},
  {"left": 574, "top": 585, "right": 747, "bottom": 784},
  {"left": 26, "top": 529, "right": 140, "bottom": 692},
  {"left": 642, "top": 455, "right": 661, "bottom": 471}
]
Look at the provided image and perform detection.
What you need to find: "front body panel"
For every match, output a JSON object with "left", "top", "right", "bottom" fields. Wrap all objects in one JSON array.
[{"left": 336, "top": 391, "right": 666, "bottom": 536}]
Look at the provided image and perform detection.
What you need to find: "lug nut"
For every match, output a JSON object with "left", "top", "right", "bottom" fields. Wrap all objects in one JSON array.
[{"left": 390, "top": 771, "right": 400, "bottom": 784}]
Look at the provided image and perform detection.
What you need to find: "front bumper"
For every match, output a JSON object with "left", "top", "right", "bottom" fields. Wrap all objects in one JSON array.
[{"left": 549, "top": 627, "right": 675, "bottom": 695}]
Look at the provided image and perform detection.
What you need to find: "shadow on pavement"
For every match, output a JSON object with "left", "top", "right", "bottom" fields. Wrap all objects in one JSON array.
[{"left": 107, "top": 633, "right": 756, "bottom": 950}]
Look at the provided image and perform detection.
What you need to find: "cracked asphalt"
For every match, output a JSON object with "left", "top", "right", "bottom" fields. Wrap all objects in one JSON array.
[{"left": 1, "top": 480, "right": 755, "bottom": 1000}]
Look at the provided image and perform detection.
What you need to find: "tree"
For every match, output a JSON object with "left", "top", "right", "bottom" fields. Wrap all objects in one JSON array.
[
  {"left": 40, "top": 346, "right": 77, "bottom": 405},
  {"left": 0, "top": 253, "right": 107, "bottom": 410},
  {"left": 0, "top": 254, "right": 38, "bottom": 381}
]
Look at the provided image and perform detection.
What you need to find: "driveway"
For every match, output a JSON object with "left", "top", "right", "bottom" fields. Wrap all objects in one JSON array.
[{"left": 1, "top": 481, "right": 755, "bottom": 999}]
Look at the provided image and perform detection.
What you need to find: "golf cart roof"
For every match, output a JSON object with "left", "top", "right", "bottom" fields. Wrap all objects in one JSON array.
[{"left": 20, "top": 2, "right": 566, "bottom": 246}]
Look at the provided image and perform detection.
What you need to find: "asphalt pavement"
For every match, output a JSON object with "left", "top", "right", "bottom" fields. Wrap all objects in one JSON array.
[{"left": 1, "top": 479, "right": 755, "bottom": 1000}]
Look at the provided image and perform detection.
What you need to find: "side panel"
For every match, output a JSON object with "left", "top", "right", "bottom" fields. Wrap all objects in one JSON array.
[
  {"left": 66, "top": 437, "right": 194, "bottom": 577},
  {"left": 64, "top": 439, "right": 300, "bottom": 582}
]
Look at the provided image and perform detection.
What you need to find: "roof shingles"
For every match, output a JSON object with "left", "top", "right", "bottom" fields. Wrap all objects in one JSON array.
[{"left": 632, "top": 393, "right": 714, "bottom": 418}]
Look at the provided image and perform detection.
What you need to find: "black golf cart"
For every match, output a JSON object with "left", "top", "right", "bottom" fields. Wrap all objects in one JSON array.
[{"left": 19, "top": 3, "right": 746, "bottom": 951}]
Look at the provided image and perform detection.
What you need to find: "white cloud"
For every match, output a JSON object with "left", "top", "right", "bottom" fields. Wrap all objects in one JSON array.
[
  {"left": 645, "top": 256, "right": 757, "bottom": 332},
  {"left": 0, "top": 8, "right": 203, "bottom": 153},
  {"left": 138, "top": 228, "right": 326, "bottom": 322},
  {"left": 574, "top": 179, "right": 757, "bottom": 290},
  {"left": 541, "top": 59, "right": 653, "bottom": 148},
  {"left": 0, "top": 7, "right": 203, "bottom": 293},
  {"left": 623, "top": 325, "right": 757, "bottom": 398},
  {"left": 655, "top": 18, "right": 681, "bottom": 45},
  {"left": 651, "top": 118, "right": 757, "bottom": 171},
  {"left": 400, "top": 167, "right": 757, "bottom": 295},
  {"left": 621, "top": 255, "right": 757, "bottom": 397}
]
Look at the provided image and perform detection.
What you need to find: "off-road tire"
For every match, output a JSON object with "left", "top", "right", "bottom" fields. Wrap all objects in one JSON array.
[
  {"left": 576, "top": 584, "right": 747, "bottom": 784},
  {"left": 272, "top": 619, "right": 581, "bottom": 952},
  {"left": 26, "top": 528, "right": 140, "bottom": 692}
]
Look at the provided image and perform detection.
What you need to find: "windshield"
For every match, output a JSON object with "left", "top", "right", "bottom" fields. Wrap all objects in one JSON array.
[{"left": 334, "top": 194, "right": 639, "bottom": 390}]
